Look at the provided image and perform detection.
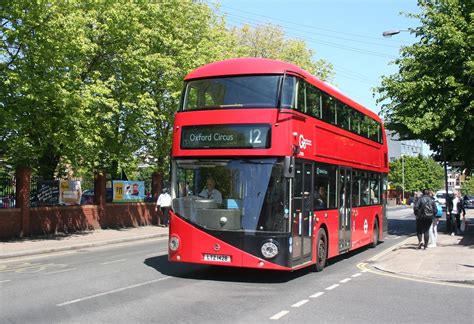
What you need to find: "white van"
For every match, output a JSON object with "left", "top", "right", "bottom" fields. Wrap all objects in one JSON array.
[{"left": 435, "top": 190, "right": 454, "bottom": 210}]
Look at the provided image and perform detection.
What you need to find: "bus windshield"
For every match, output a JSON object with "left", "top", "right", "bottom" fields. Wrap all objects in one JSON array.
[
  {"left": 182, "top": 76, "right": 281, "bottom": 110},
  {"left": 172, "top": 158, "right": 289, "bottom": 233}
]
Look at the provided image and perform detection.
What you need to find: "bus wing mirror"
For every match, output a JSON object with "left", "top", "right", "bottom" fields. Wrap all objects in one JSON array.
[{"left": 284, "top": 156, "right": 295, "bottom": 178}]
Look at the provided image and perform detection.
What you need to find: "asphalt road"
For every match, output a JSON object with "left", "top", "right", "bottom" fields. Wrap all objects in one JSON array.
[{"left": 1, "top": 208, "right": 472, "bottom": 323}]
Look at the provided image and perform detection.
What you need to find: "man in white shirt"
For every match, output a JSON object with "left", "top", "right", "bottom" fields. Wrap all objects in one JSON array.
[
  {"left": 156, "top": 188, "right": 172, "bottom": 227},
  {"left": 199, "top": 178, "right": 222, "bottom": 205}
]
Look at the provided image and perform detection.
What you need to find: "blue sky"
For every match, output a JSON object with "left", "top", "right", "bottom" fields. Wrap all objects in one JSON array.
[{"left": 212, "top": 0, "right": 420, "bottom": 115}]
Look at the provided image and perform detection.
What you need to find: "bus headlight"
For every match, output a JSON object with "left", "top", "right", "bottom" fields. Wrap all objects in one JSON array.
[
  {"left": 261, "top": 240, "right": 279, "bottom": 259},
  {"left": 169, "top": 235, "right": 180, "bottom": 252}
]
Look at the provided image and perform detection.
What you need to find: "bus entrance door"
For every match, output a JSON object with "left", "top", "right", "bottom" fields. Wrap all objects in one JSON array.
[
  {"left": 338, "top": 167, "right": 352, "bottom": 253},
  {"left": 291, "top": 162, "right": 313, "bottom": 266}
]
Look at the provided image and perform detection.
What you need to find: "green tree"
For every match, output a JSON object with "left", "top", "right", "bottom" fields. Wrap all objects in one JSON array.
[
  {"left": 1, "top": 1, "right": 236, "bottom": 179},
  {"left": 462, "top": 176, "right": 474, "bottom": 195},
  {"left": 389, "top": 155, "right": 444, "bottom": 193},
  {"left": 231, "top": 23, "right": 334, "bottom": 81},
  {"left": 376, "top": 0, "right": 473, "bottom": 169}
]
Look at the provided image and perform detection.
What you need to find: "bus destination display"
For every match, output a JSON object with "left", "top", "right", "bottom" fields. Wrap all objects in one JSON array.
[{"left": 181, "top": 124, "right": 271, "bottom": 149}]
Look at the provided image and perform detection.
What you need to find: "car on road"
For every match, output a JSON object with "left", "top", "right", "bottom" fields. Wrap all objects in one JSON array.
[
  {"left": 464, "top": 195, "right": 474, "bottom": 209},
  {"left": 435, "top": 190, "right": 453, "bottom": 211}
]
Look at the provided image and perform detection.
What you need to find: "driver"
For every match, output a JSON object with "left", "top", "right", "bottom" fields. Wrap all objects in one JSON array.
[{"left": 199, "top": 177, "right": 222, "bottom": 205}]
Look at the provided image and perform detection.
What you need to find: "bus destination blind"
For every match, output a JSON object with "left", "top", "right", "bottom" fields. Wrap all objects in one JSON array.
[{"left": 181, "top": 124, "right": 271, "bottom": 149}]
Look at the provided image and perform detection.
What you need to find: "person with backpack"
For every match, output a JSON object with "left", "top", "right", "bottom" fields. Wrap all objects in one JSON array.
[
  {"left": 414, "top": 189, "right": 437, "bottom": 249},
  {"left": 428, "top": 191, "right": 443, "bottom": 248}
]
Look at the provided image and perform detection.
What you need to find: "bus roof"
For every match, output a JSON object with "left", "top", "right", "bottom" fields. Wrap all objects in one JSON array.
[{"left": 184, "top": 58, "right": 381, "bottom": 122}]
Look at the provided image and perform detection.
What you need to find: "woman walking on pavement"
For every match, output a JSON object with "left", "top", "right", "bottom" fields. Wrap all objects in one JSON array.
[
  {"left": 450, "top": 191, "right": 466, "bottom": 235},
  {"left": 414, "top": 189, "right": 437, "bottom": 249}
]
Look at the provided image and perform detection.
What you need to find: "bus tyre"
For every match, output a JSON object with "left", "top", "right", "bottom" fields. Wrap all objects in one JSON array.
[
  {"left": 371, "top": 219, "right": 379, "bottom": 248},
  {"left": 315, "top": 228, "right": 327, "bottom": 272}
]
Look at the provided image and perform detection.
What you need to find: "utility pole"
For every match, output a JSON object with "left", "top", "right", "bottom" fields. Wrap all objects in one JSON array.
[{"left": 443, "top": 141, "right": 450, "bottom": 233}]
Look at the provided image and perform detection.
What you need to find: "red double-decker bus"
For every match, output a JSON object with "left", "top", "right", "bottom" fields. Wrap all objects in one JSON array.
[{"left": 168, "top": 58, "right": 389, "bottom": 271}]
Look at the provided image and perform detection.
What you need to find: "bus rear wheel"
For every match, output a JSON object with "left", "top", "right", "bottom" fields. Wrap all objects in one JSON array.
[
  {"left": 371, "top": 219, "right": 379, "bottom": 248},
  {"left": 315, "top": 228, "right": 327, "bottom": 272}
]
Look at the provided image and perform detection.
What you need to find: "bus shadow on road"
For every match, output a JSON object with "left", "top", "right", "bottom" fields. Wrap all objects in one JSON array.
[{"left": 144, "top": 255, "right": 320, "bottom": 283}]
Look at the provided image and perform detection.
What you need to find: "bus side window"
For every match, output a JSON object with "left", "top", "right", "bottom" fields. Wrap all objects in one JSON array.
[
  {"left": 281, "top": 76, "right": 297, "bottom": 109},
  {"left": 368, "top": 118, "right": 379, "bottom": 142},
  {"left": 352, "top": 171, "right": 361, "bottom": 207},
  {"left": 370, "top": 173, "right": 380, "bottom": 204},
  {"left": 314, "top": 163, "right": 337, "bottom": 209},
  {"left": 307, "top": 85, "right": 322, "bottom": 119},
  {"left": 322, "top": 94, "right": 336, "bottom": 125},
  {"left": 360, "top": 172, "right": 370, "bottom": 206},
  {"left": 337, "top": 103, "right": 351, "bottom": 131},
  {"left": 296, "top": 80, "right": 306, "bottom": 113}
]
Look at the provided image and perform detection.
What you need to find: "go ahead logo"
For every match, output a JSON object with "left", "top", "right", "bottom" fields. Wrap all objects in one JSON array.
[{"left": 298, "top": 134, "right": 312, "bottom": 150}]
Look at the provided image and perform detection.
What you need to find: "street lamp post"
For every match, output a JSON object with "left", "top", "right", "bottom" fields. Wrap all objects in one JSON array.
[
  {"left": 402, "top": 154, "right": 405, "bottom": 204},
  {"left": 382, "top": 29, "right": 410, "bottom": 38}
]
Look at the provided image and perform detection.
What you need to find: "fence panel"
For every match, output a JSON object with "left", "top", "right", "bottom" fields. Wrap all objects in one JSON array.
[{"left": 0, "top": 174, "right": 16, "bottom": 208}]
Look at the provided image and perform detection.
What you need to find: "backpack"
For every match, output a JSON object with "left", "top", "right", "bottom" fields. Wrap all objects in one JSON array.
[
  {"left": 421, "top": 197, "right": 435, "bottom": 218},
  {"left": 435, "top": 203, "right": 443, "bottom": 217}
]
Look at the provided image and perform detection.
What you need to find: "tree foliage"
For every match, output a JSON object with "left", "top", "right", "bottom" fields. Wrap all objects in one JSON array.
[
  {"left": 1, "top": 2, "right": 334, "bottom": 180},
  {"left": 389, "top": 155, "right": 444, "bottom": 192},
  {"left": 376, "top": 0, "right": 473, "bottom": 170},
  {"left": 1, "top": 0, "right": 235, "bottom": 178},
  {"left": 231, "top": 23, "right": 334, "bottom": 81},
  {"left": 462, "top": 175, "right": 474, "bottom": 195}
]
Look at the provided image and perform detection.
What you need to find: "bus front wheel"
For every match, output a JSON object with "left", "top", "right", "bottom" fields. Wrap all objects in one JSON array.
[{"left": 315, "top": 228, "right": 327, "bottom": 272}]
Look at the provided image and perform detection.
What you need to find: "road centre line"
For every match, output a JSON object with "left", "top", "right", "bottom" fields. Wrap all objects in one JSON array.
[
  {"left": 0, "top": 280, "right": 11, "bottom": 284},
  {"left": 291, "top": 300, "right": 309, "bottom": 308},
  {"left": 57, "top": 276, "right": 170, "bottom": 306},
  {"left": 351, "top": 273, "right": 362, "bottom": 278},
  {"left": 270, "top": 310, "right": 289, "bottom": 320},
  {"left": 44, "top": 268, "right": 77, "bottom": 275},
  {"left": 325, "top": 284, "right": 339, "bottom": 290},
  {"left": 100, "top": 259, "right": 126, "bottom": 265},
  {"left": 339, "top": 278, "right": 351, "bottom": 283},
  {"left": 309, "top": 292, "right": 324, "bottom": 298}
]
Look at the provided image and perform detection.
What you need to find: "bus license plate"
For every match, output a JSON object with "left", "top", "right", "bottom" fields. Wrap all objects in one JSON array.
[{"left": 203, "top": 254, "right": 231, "bottom": 263}]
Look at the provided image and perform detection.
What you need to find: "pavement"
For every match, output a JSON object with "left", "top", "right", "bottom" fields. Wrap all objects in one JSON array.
[
  {"left": 0, "top": 226, "right": 169, "bottom": 259},
  {"left": 1, "top": 207, "right": 473, "bottom": 286}
]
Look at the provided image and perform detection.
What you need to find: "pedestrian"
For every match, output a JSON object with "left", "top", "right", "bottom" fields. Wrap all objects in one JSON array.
[
  {"left": 445, "top": 194, "right": 453, "bottom": 234},
  {"left": 414, "top": 189, "right": 437, "bottom": 249},
  {"left": 450, "top": 191, "right": 466, "bottom": 235},
  {"left": 156, "top": 188, "right": 172, "bottom": 227},
  {"left": 428, "top": 191, "right": 442, "bottom": 248}
]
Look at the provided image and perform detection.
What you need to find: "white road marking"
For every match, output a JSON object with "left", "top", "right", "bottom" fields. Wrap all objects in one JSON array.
[
  {"left": 144, "top": 251, "right": 168, "bottom": 258},
  {"left": 57, "top": 277, "right": 170, "bottom": 306},
  {"left": 310, "top": 292, "right": 324, "bottom": 298},
  {"left": 270, "top": 311, "right": 289, "bottom": 320},
  {"left": 325, "top": 284, "right": 339, "bottom": 290},
  {"left": 390, "top": 236, "right": 402, "bottom": 240},
  {"left": 339, "top": 278, "right": 351, "bottom": 283},
  {"left": 44, "top": 268, "right": 77, "bottom": 275},
  {"left": 291, "top": 300, "right": 309, "bottom": 308},
  {"left": 0, "top": 280, "right": 11, "bottom": 284},
  {"left": 100, "top": 259, "right": 126, "bottom": 265},
  {"left": 351, "top": 273, "right": 362, "bottom": 278}
]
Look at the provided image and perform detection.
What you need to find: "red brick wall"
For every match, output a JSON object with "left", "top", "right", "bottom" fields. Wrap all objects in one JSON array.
[
  {"left": 105, "top": 203, "right": 157, "bottom": 228},
  {"left": 30, "top": 205, "right": 101, "bottom": 235},
  {"left": 0, "top": 209, "right": 22, "bottom": 240},
  {"left": 0, "top": 203, "right": 157, "bottom": 240}
]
